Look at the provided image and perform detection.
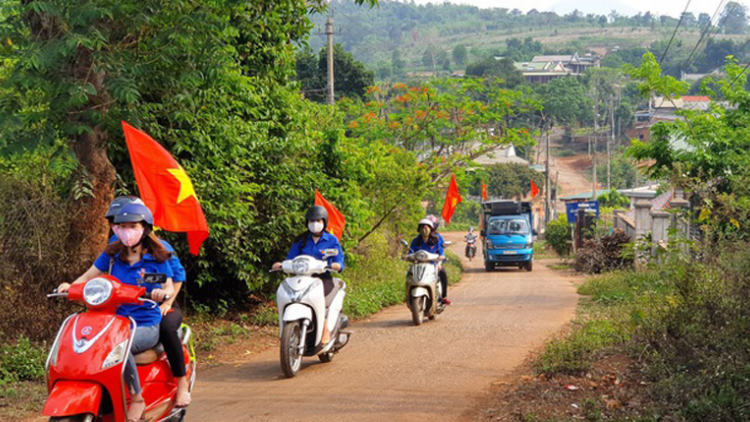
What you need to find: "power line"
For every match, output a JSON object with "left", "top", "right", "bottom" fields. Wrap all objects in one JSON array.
[
  {"left": 678, "top": 0, "right": 727, "bottom": 72},
  {"left": 659, "top": 0, "right": 693, "bottom": 64},
  {"left": 727, "top": 61, "right": 750, "bottom": 90}
]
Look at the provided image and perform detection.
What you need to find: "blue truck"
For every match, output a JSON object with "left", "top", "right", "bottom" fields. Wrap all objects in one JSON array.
[{"left": 480, "top": 200, "right": 535, "bottom": 272}]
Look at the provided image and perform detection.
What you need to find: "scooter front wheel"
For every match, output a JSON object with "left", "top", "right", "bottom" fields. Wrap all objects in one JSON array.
[
  {"left": 410, "top": 296, "right": 424, "bottom": 326},
  {"left": 49, "top": 414, "right": 95, "bottom": 422},
  {"left": 280, "top": 321, "right": 303, "bottom": 378}
]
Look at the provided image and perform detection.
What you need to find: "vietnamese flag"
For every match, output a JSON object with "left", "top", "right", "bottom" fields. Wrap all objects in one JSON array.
[
  {"left": 122, "top": 121, "right": 209, "bottom": 255},
  {"left": 481, "top": 183, "right": 487, "bottom": 201},
  {"left": 441, "top": 174, "right": 462, "bottom": 226},
  {"left": 315, "top": 190, "right": 346, "bottom": 240},
  {"left": 530, "top": 180, "right": 540, "bottom": 199}
]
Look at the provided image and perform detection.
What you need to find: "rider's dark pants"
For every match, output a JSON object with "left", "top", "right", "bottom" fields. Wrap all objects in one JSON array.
[
  {"left": 439, "top": 267, "right": 448, "bottom": 298},
  {"left": 160, "top": 304, "right": 187, "bottom": 378}
]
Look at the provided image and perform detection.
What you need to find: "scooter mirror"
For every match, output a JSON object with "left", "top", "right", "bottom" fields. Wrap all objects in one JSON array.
[
  {"left": 444, "top": 240, "right": 453, "bottom": 246},
  {"left": 399, "top": 239, "right": 409, "bottom": 247},
  {"left": 323, "top": 248, "right": 339, "bottom": 257}
]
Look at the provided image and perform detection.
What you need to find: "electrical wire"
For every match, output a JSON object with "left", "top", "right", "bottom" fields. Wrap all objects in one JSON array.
[{"left": 659, "top": 0, "right": 693, "bottom": 64}]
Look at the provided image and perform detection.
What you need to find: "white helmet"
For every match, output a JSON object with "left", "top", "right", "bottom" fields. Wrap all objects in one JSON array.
[{"left": 418, "top": 218, "right": 434, "bottom": 232}]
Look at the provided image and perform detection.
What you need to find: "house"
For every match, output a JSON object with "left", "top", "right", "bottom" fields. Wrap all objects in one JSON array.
[
  {"left": 628, "top": 96, "right": 711, "bottom": 142},
  {"left": 514, "top": 61, "right": 570, "bottom": 84},
  {"left": 531, "top": 53, "right": 600, "bottom": 74}
]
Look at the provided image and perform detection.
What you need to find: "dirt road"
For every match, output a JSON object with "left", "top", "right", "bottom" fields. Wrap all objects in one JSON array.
[{"left": 189, "top": 233, "right": 579, "bottom": 421}]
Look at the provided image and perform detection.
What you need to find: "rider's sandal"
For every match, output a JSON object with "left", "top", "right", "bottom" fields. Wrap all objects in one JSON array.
[{"left": 126, "top": 399, "right": 146, "bottom": 422}]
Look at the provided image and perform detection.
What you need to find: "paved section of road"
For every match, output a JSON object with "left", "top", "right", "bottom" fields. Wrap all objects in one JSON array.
[{"left": 189, "top": 232, "right": 578, "bottom": 421}]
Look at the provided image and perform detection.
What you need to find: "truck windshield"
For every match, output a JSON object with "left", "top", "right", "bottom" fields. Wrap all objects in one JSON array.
[{"left": 488, "top": 218, "right": 529, "bottom": 235}]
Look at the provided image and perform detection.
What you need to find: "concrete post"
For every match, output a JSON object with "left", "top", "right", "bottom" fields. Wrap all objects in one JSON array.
[
  {"left": 634, "top": 200, "right": 652, "bottom": 266},
  {"left": 669, "top": 198, "right": 690, "bottom": 247},
  {"left": 651, "top": 210, "right": 670, "bottom": 257}
]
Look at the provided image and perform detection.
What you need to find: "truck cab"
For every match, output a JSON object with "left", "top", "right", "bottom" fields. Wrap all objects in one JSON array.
[{"left": 480, "top": 200, "right": 534, "bottom": 272}]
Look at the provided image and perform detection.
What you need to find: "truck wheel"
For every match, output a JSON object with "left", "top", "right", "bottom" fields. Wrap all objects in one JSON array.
[
  {"left": 526, "top": 261, "right": 533, "bottom": 272},
  {"left": 484, "top": 261, "right": 494, "bottom": 272}
]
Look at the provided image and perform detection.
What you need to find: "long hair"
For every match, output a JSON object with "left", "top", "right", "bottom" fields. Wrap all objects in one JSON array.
[{"left": 104, "top": 231, "right": 171, "bottom": 263}]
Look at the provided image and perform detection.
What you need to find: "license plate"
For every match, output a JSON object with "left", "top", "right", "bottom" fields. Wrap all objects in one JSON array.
[{"left": 502, "top": 251, "right": 517, "bottom": 255}]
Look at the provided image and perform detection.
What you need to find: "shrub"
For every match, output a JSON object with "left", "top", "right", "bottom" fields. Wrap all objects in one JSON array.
[
  {"left": 0, "top": 337, "right": 47, "bottom": 384},
  {"left": 545, "top": 214, "right": 572, "bottom": 257},
  {"left": 574, "top": 229, "right": 632, "bottom": 273}
]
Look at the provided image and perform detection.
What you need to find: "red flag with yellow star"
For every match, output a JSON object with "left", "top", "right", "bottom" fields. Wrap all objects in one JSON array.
[
  {"left": 122, "top": 121, "right": 209, "bottom": 255},
  {"left": 441, "top": 174, "right": 462, "bottom": 227}
]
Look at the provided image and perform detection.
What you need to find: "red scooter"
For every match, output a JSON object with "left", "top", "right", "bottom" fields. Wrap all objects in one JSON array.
[{"left": 44, "top": 275, "right": 195, "bottom": 422}]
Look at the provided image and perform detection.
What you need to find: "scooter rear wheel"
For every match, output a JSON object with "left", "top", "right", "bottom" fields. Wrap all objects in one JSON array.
[
  {"left": 280, "top": 321, "right": 303, "bottom": 378},
  {"left": 49, "top": 414, "right": 94, "bottom": 422},
  {"left": 319, "top": 351, "right": 335, "bottom": 363},
  {"left": 410, "top": 297, "right": 424, "bottom": 326}
]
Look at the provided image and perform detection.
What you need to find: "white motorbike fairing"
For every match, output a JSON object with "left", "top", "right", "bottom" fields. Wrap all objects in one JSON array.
[
  {"left": 410, "top": 286, "right": 430, "bottom": 297},
  {"left": 276, "top": 275, "right": 326, "bottom": 345}
]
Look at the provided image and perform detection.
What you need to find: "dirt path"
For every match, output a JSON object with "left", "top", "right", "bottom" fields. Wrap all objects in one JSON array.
[{"left": 189, "top": 233, "right": 579, "bottom": 422}]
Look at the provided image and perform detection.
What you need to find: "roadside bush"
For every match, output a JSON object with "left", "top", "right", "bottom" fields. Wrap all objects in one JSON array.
[
  {"left": 0, "top": 337, "right": 47, "bottom": 384},
  {"left": 574, "top": 230, "right": 632, "bottom": 273},
  {"left": 545, "top": 214, "right": 571, "bottom": 257}
]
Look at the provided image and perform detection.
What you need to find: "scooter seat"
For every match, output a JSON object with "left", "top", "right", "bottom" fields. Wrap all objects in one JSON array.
[{"left": 134, "top": 343, "right": 165, "bottom": 365}]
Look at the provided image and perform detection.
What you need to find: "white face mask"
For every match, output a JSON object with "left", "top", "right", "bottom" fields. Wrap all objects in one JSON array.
[{"left": 308, "top": 221, "right": 325, "bottom": 234}]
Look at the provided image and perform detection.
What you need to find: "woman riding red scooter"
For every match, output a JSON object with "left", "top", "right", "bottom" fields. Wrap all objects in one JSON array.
[{"left": 56, "top": 203, "right": 174, "bottom": 422}]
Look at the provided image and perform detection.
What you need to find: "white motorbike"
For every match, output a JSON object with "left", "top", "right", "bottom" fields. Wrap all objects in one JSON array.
[
  {"left": 274, "top": 250, "right": 351, "bottom": 378},
  {"left": 401, "top": 240, "right": 444, "bottom": 326}
]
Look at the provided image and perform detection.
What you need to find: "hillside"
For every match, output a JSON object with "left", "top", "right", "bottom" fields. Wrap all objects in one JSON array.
[{"left": 305, "top": 0, "right": 747, "bottom": 74}]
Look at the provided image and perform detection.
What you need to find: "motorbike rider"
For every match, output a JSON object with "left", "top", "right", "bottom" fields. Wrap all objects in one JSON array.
[
  {"left": 58, "top": 203, "right": 174, "bottom": 422},
  {"left": 425, "top": 215, "right": 451, "bottom": 305},
  {"left": 272, "top": 205, "right": 345, "bottom": 344},
  {"left": 409, "top": 218, "right": 449, "bottom": 303},
  {"left": 106, "top": 196, "right": 191, "bottom": 408},
  {"left": 465, "top": 227, "right": 478, "bottom": 256}
]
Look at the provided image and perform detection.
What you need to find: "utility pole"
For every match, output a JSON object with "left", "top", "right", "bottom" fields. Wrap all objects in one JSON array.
[
  {"left": 545, "top": 125, "right": 552, "bottom": 228},
  {"left": 592, "top": 100, "right": 598, "bottom": 200},
  {"left": 325, "top": 15, "right": 335, "bottom": 106},
  {"left": 608, "top": 96, "right": 614, "bottom": 190}
]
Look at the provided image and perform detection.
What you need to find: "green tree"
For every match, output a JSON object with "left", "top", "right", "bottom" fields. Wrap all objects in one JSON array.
[
  {"left": 719, "top": 1, "right": 748, "bottom": 34},
  {"left": 465, "top": 57, "right": 524, "bottom": 87},
  {"left": 453, "top": 44, "right": 468, "bottom": 66},
  {"left": 535, "top": 77, "right": 593, "bottom": 128},
  {"left": 295, "top": 43, "right": 375, "bottom": 103},
  {"left": 485, "top": 163, "right": 545, "bottom": 199}
]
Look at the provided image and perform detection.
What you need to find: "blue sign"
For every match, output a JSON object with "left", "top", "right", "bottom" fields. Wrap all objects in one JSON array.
[{"left": 566, "top": 201, "right": 600, "bottom": 224}]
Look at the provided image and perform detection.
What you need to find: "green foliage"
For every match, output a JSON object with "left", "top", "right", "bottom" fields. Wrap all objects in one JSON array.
[
  {"left": 484, "top": 163, "right": 544, "bottom": 199},
  {"left": 295, "top": 44, "right": 375, "bottom": 102},
  {"left": 545, "top": 214, "right": 571, "bottom": 257},
  {"left": 597, "top": 188, "right": 630, "bottom": 208},
  {"left": 0, "top": 337, "right": 47, "bottom": 384},
  {"left": 452, "top": 44, "right": 467, "bottom": 66},
  {"left": 465, "top": 57, "right": 524, "bottom": 87},
  {"left": 534, "top": 76, "right": 593, "bottom": 127}
]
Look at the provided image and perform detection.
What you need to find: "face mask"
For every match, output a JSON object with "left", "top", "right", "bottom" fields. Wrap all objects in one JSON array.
[
  {"left": 113, "top": 225, "right": 145, "bottom": 247},
  {"left": 308, "top": 221, "right": 325, "bottom": 234}
]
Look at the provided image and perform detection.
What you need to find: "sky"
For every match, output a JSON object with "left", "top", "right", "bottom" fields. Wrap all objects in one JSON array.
[{"left": 409, "top": 0, "right": 750, "bottom": 19}]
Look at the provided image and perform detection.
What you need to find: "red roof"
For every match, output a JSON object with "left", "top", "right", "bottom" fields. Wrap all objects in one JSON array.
[{"left": 681, "top": 96, "right": 710, "bottom": 102}]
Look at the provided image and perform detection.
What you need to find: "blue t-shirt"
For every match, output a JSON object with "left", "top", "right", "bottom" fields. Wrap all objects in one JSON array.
[
  {"left": 286, "top": 231, "right": 345, "bottom": 272},
  {"left": 94, "top": 252, "right": 174, "bottom": 326},
  {"left": 109, "top": 235, "right": 186, "bottom": 283},
  {"left": 409, "top": 235, "right": 444, "bottom": 256}
]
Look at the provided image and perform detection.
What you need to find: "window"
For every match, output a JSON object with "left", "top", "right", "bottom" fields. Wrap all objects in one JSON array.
[{"left": 488, "top": 218, "right": 529, "bottom": 235}]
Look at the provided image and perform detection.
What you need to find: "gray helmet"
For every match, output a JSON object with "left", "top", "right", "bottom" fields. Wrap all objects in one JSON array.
[
  {"left": 306, "top": 205, "right": 329, "bottom": 230},
  {"left": 113, "top": 203, "right": 154, "bottom": 238},
  {"left": 105, "top": 196, "right": 145, "bottom": 221},
  {"left": 426, "top": 214, "right": 440, "bottom": 230}
]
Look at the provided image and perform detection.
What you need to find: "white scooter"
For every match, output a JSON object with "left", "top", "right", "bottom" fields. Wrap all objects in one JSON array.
[
  {"left": 274, "top": 250, "right": 351, "bottom": 378},
  {"left": 400, "top": 240, "right": 444, "bottom": 326}
]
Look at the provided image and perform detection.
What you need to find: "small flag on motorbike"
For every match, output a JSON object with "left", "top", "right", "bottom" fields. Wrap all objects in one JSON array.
[
  {"left": 441, "top": 174, "right": 462, "bottom": 226},
  {"left": 122, "top": 121, "right": 209, "bottom": 255},
  {"left": 315, "top": 190, "right": 346, "bottom": 240},
  {"left": 530, "top": 180, "right": 540, "bottom": 199},
  {"left": 481, "top": 183, "right": 487, "bottom": 201}
]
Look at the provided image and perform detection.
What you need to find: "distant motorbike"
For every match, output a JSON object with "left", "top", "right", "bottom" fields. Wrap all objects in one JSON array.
[
  {"left": 465, "top": 236, "right": 477, "bottom": 261},
  {"left": 400, "top": 240, "right": 444, "bottom": 326},
  {"left": 274, "top": 250, "right": 351, "bottom": 378}
]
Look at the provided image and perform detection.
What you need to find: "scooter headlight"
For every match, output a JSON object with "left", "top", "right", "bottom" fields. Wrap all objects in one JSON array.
[
  {"left": 103, "top": 340, "right": 129, "bottom": 370},
  {"left": 414, "top": 251, "right": 429, "bottom": 262},
  {"left": 83, "top": 278, "right": 113, "bottom": 306},
  {"left": 293, "top": 259, "right": 310, "bottom": 275}
]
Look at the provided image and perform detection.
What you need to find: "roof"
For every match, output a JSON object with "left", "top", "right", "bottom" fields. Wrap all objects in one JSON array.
[
  {"left": 473, "top": 144, "right": 530, "bottom": 166},
  {"left": 532, "top": 54, "right": 578, "bottom": 63},
  {"left": 681, "top": 96, "right": 710, "bottom": 102}
]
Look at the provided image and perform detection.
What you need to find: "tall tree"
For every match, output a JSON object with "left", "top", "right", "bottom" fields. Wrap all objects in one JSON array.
[
  {"left": 719, "top": 1, "right": 748, "bottom": 34},
  {"left": 452, "top": 44, "right": 468, "bottom": 66}
]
